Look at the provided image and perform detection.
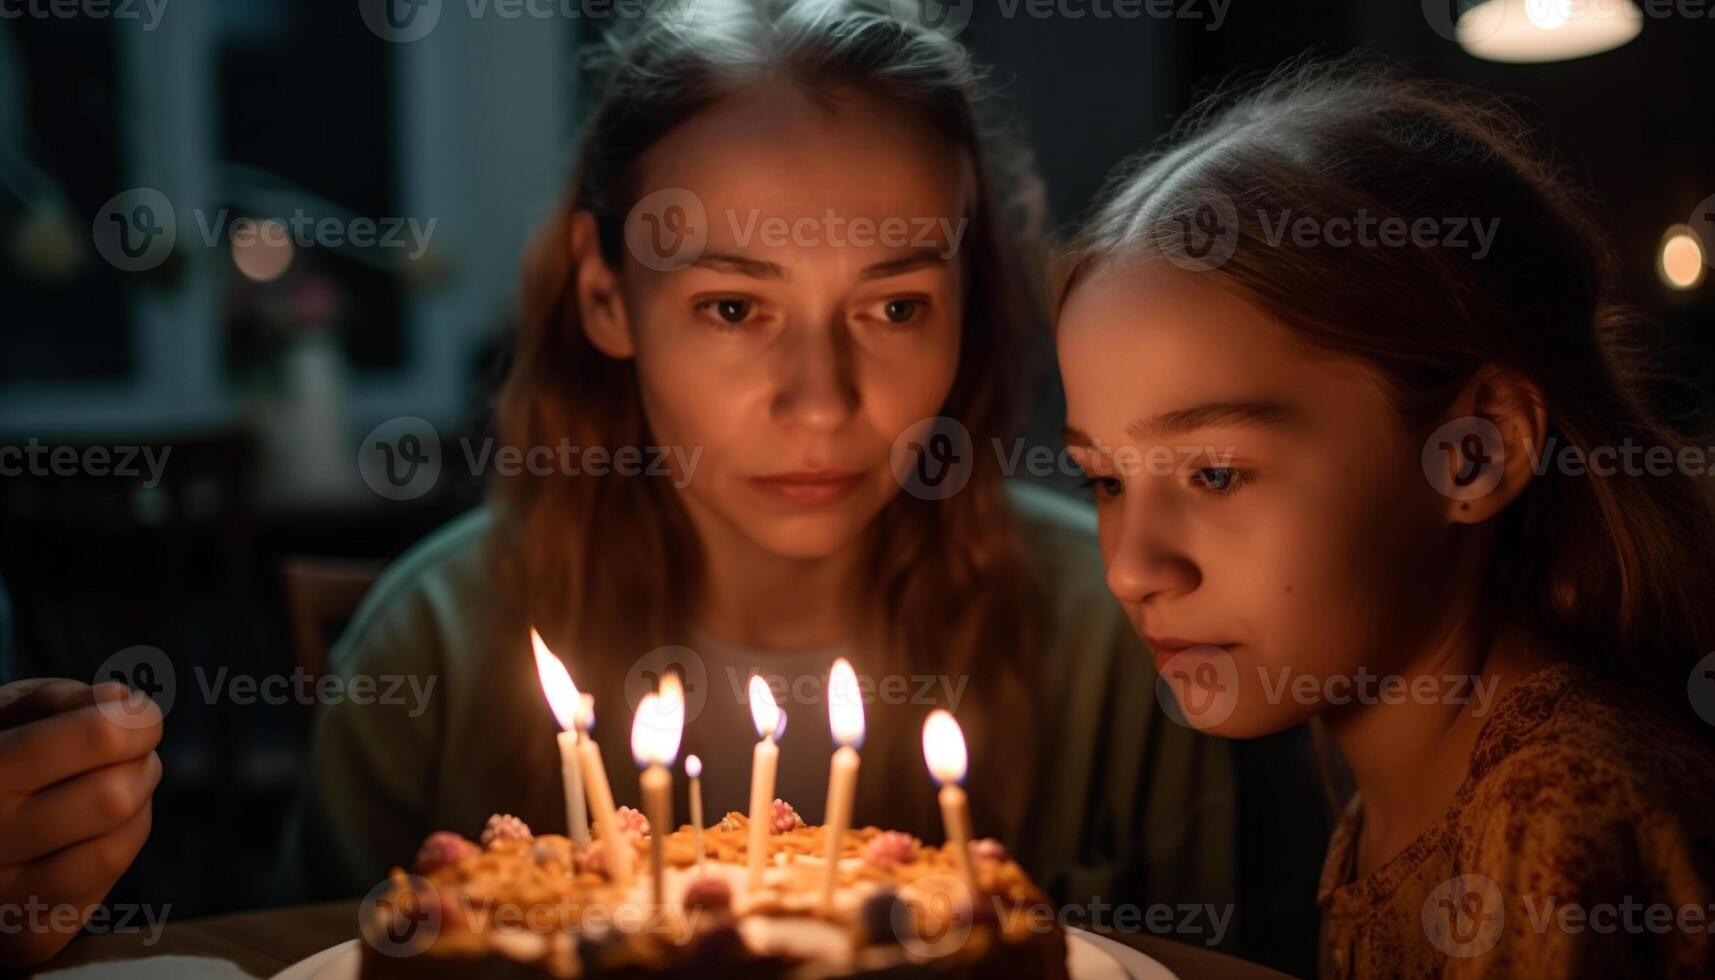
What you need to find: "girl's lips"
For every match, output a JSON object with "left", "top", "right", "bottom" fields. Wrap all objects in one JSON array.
[
  {"left": 749, "top": 471, "right": 865, "bottom": 506},
  {"left": 1144, "top": 638, "right": 1236, "bottom": 670}
]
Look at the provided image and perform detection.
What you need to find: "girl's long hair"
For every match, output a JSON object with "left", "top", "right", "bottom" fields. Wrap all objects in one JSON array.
[
  {"left": 487, "top": 0, "right": 1051, "bottom": 836},
  {"left": 1058, "top": 60, "right": 1715, "bottom": 731}
]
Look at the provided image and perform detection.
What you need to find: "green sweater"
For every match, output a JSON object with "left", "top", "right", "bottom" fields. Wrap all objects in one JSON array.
[{"left": 278, "top": 482, "right": 1238, "bottom": 928}]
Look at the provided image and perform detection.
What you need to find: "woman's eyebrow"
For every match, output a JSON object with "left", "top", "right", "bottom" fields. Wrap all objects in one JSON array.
[
  {"left": 692, "top": 253, "right": 788, "bottom": 279},
  {"left": 859, "top": 249, "right": 950, "bottom": 281}
]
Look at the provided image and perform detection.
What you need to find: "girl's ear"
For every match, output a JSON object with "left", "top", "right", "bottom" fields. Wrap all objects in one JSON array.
[
  {"left": 570, "top": 210, "right": 635, "bottom": 358},
  {"left": 1438, "top": 366, "right": 1549, "bottom": 526}
]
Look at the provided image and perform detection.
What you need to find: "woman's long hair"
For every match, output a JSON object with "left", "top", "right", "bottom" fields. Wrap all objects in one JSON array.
[
  {"left": 487, "top": 0, "right": 1052, "bottom": 836},
  {"left": 1058, "top": 60, "right": 1715, "bottom": 733}
]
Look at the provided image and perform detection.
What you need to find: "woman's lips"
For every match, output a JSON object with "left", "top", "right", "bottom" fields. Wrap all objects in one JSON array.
[{"left": 749, "top": 470, "right": 865, "bottom": 506}]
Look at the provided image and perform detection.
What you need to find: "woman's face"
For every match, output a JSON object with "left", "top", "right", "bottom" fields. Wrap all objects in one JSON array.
[
  {"left": 610, "top": 88, "right": 970, "bottom": 562},
  {"left": 1056, "top": 260, "right": 1461, "bottom": 737}
]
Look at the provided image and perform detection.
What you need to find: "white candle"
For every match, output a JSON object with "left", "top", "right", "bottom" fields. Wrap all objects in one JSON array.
[
  {"left": 531, "top": 629, "right": 589, "bottom": 845},
  {"left": 821, "top": 658, "right": 864, "bottom": 909},
  {"left": 579, "top": 714, "right": 632, "bottom": 886},
  {"left": 685, "top": 754, "right": 705, "bottom": 873},
  {"left": 631, "top": 679, "right": 683, "bottom": 907},
  {"left": 746, "top": 674, "right": 784, "bottom": 890},
  {"left": 923, "top": 709, "right": 976, "bottom": 896}
]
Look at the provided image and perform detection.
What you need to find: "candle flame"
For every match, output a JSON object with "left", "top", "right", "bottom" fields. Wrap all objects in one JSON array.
[
  {"left": 685, "top": 754, "right": 702, "bottom": 779},
  {"left": 630, "top": 681, "right": 685, "bottom": 768},
  {"left": 827, "top": 658, "right": 865, "bottom": 748},
  {"left": 922, "top": 709, "right": 968, "bottom": 785},
  {"left": 531, "top": 628, "right": 583, "bottom": 732},
  {"left": 748, "top": 674, "right": 783, "bottom": 740}
]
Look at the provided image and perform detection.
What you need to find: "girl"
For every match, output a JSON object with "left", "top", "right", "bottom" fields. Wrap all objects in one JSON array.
[
  {"left": 281, "top": 0, "right": 1241, "bottom": 934},
  {"left": 1055, "top": 63, "right": 1715, "bottom": 977}
]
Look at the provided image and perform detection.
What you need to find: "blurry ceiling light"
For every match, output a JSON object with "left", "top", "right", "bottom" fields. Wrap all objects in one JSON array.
[
  {"left": 1658, "top": 225, "right": 1705, "bottom": 291},
  {"left": 232, "top": 217, "right": 294, "bottom": 282},
  {"left": 1457, "top": 0, "right": 1642, "bottom": 62}
]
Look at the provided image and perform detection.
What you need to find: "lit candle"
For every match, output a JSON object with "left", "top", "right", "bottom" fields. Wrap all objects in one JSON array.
[
  {"left": 685, "top": 754, "right": 705, "bottom": 874},
  {"left": 577, "top": 702, "right": 632, "bottom": 885},
  {"left": 923, "top": 709, "right": 976, "bottom": 896},
  {"left": 821, "top": 658, "right": 865, "bottom": 909},
  {"left": 631, "top": 676, "right": 684, "bottom": 907},
  {"left": 746, "top": 674, "right": 785, "bottom": 890},
  {"left": 531, "top": 629, "right": 589, "bottom": 845}
]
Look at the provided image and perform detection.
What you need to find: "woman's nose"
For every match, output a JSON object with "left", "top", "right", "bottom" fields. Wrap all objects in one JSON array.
[{"left": 771, "top": 327, "right": 858, "bottom": 432}]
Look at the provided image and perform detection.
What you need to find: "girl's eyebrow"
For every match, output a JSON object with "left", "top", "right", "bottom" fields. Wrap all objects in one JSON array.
[{"left": 1062, "top": 401, "right": 1296, "bottom": 448}]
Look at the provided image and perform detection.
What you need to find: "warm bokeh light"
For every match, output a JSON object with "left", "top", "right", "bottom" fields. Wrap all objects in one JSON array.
[
  {"left": 827, "top": 658, "right": 866, "bottom": 748},
  {"left": 1458, "top": 0, "right": 1640, "bottom": 62},
  {"left": 231, "top": 217, "right": 293, "bottom": 282},
  {"left": 685, "top": 754, "right": 702, "bottom": 779},
  {"left": 749, "top": 674, "right": 783, "bottom": 739},
  {"left": 922, "top": 709, "right": 968, "bottom": 785},
  {"left": 531, "top": 628, "right": 582, "bottom": 732},
  {"left": 1659, "top": 225, "right": 1706, "bottom": 290},
  {"left": 631, "top": 688, "right": 684, "bottom": 768}
]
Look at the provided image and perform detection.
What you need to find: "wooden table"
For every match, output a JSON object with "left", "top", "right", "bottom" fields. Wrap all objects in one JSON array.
[{"left": 39, "top": 900, "right": 1295, "bottom": 979}]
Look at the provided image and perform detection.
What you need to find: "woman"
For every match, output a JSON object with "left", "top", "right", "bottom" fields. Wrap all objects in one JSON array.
[{"left": 280, "top": 0, "right": 1242, "bottom": 943}]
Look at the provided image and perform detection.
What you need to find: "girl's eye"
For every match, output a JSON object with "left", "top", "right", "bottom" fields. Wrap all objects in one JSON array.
[
  {"left": 882, "top": 298, "right": 923, "bottom": 324},
  {"left": 697, "top": 298, "right": 754, "bottom": 327},
  {"left": 1191, "top": 467, "right": 1248, "bottom": 495},
  {"left": 1079, "top": 475, "right": 1123, "bottom": 501}
]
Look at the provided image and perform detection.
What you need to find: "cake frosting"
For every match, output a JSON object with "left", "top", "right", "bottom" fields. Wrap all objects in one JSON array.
[{"left": 361, "top": 808, "right": 1068, "bottom": 979}]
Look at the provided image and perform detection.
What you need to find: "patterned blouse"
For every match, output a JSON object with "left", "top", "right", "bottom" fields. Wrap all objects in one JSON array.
[{"left": 1317, "top": 662, "right": 1715, "bottom": 979}]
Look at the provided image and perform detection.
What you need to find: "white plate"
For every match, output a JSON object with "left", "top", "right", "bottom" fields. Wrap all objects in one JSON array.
[{"left": 274, "top": 931, "right": 1175, "bottom": 980}]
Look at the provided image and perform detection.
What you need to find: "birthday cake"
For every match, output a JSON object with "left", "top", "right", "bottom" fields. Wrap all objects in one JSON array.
[{"left": 359, "top": 806, "right": 1069, "bottom": 979}]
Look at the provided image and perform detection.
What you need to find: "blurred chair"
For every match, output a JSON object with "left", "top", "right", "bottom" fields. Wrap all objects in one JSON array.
[{"left": 279, "top": 556, "right": 381, "bottom": 678}]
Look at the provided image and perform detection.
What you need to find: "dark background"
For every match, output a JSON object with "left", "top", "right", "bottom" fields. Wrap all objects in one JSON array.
[{"left": 1, "top": 0, "right": 1709, "bottom": 972}]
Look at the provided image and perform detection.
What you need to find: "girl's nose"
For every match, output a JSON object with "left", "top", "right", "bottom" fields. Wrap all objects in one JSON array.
[
  {"left": 772, "top": 327, "right": 858, "bottom": 432},
  {"left": 1105, "top": 497, "right": 1200, "bottom": 605}
]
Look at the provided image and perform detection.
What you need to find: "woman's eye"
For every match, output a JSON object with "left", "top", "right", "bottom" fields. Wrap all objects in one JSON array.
[
  {"left": 1190, "top": 467, "right": 1247, "bottom": 495},
  {"left": 697, "top": 298, "right": 754, "bottom": 327}
]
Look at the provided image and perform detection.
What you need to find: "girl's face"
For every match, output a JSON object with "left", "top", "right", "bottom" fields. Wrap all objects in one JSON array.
[
  {"left": 605, "top": 88, "right": 970, "bottom": 562},
  {"left": 1057, "top": 261, "right": 1463, "bottom": 737}
]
